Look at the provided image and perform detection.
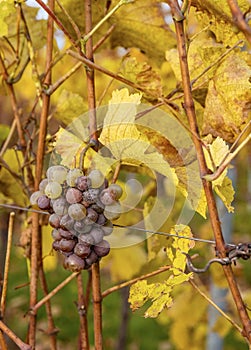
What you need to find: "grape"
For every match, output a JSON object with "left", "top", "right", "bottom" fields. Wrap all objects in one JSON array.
[
  {"left": 85, "top": 251, "right": 99, "bottom": 266},
  {"left": 96, "top": 213, "right": 106, "bottom": 226},
  {"left": 75, "top": 175, "right": 90, "bottom": 191},
  {"left": 51, "top": 228, "right": 62, "bottom": 241},
  {"left": 89, "top": 227, "right": 104, "bottom": 244},
  {"left": 68, "top": 203, "right": 86, "bottom": 220},
  {"left": 46, "top": 165, "right": 68, "bottom": 184},
  {"left": 60, "top": 215, "right": 75, "bottom": 230},
  {"left": 52, "top": 197, "right": 68, "bottom": 216},
  {"left": 74, "top": 220, "right": 92, "bottom": 234},
  {"left": 74, "top": 243, "right": 91, "bottom": 258},
  {"left": 37, "top": 195, "right": 51, "bottom": 210},
  {"left": 66, "top": 168, "right": 83, "bottom": 187},
  {"left": 99, "top": 189, "right": 115, "bottom": 206},
  {"left": 90, "top": 203, "right": 104, "bottom": 214},
  {"left": 45, "top": 181, "right": 62, "bottom": 199},
  {"left": 58, "top": 228, "right": 75, "bottom": 239},
  {"left": 52, "top": 240, "right": 61, "bottom": 251},
  {"left": 78, "top": 233, "right": 95, "bottom": 245},
  {"left": 94, "top": 240, "right": 110, "bottom": 257},
  {"left": 64, "top": 254, "right": 85, "bottom": 272},
  {"left": 102, "top": 220, "right": 113, "bottom": 236},
  {"left": 88, "top": 169, "right": 104, "bottom": 188},
  {"left": 84, "top": 208, "right": 98, "bottom": 225},
  {"left": 82, "top": 188, "right": 99, "bottom": 205},
  {"left": 30, "top": 191, "right": 43, "bottom": 206},
  {"left": 109, "top": 183, "right": 123, "bottom": 200},
  {"left": 49, "top": 213, "right": 61, "bottom": 228},
  {"left": 103, "top": 201, "right": 121, "bottom": 220},
  {"left": 59, "top": 238, "right": 76, "bottom": 252},
  {"left": 39, "top": 178, "right": 49, "bottom": 192},
  {"left": 66, "top": 187, "right": 83, "bottom": 204}
]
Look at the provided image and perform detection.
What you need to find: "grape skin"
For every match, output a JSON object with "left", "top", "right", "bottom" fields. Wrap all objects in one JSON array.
[{"left": 45, "top": 181, "right": 62, "bottom": 199}]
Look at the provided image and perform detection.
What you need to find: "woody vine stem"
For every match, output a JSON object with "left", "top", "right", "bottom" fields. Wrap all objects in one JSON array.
[{"left": 167, "top": 0, "right": 251, "bottom": 343}]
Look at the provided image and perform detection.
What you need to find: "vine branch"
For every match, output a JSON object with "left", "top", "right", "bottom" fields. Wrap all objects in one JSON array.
[{"left": 167, "top": 0, "right": 251, "bottom": 342}]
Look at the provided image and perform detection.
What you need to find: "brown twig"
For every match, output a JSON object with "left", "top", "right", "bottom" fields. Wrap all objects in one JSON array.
[
  {"left": 0, "top": 320, "right": 32, "bottom": 350},
  {"left": 31, "top": 272, "right": 79, "bottom": 314},
  {"left": 102, "top": 265, "right": 171, "bottom": 298},
  {"left": 189, "top": 278, "right": 243, "bottom": 334},
  {"left": 91, "top": 262, "right": 103, "bottom": 350},
  {"left": 0, "top": 212, "right": 15, "bottom": 319},
  {"left": 28, "top": 0, "right": 55, "bottom": 347},
  {"left": 167, "top": 0, "right": 251, "bottom": 342},
  {"left": 39, "top": 267, "right": 58, "bottom": 349},
  {"left": 76, "top": 274, "right": 89, "bottom": 350},
  {"left": 227, "top": 0, "right": 251, "bottom": 45}
]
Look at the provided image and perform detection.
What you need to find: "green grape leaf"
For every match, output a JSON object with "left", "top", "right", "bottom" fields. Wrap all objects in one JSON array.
[
  {"left": 204, "top": 137, "right": 235, "bottom": 212},
  {"left": 53, "top": 90, "right": 87, "bottom": 125},
  {"left": 129, "top": 224, "right": 193, "bottom": 318},
  {"left": 192, "top": 0, "right": 249, "bottom": 45},
  {"left": 202, "top": 53, "right": 251, "bottom": 142},
  {"left": 0, "top": 150, "right": 28, "bottom": 206}
]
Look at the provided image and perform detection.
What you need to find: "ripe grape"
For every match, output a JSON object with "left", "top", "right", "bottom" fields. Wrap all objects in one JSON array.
[
  {"left": 37, "top": 195, "right": 51, "bottom": 210},
  {"left": 109, "top": 183, "right": 123, "bottom": 200},
  {"left": 74, "top": 243, "right": 91, "bottom": 258},
  {"left": 85, "top": 251, "right": 99, "bottom": 266},
  {"left": 68, "top": 203, "right": 86, "bottom": 220},
  {"left": 60, "top": 215, "right": 75, "bottom": 230},
  {"left": 46, "top": 165, "right": 68, "bottom": 184},
  {"left": 30, "top": 191, "right": 43, "bottom": 206},
  {"left": 78, "top": 233, "right": 95, "bottom": 245},
  {"left": 74, "top": 220, "right": 92, "bottom": 234},
  {"left": 94, "top": 240, "right": 110, "bottom": 257},
  {"left": 58, "top": 228, "right": 75, "bottom": 239},
  {"left": 66, "top": 168, "right": 83, "bottom": 186},
  {"left": 102, "top": 220, "right": 113, "bottom": 236},
  {"left": 52, "top": 197, "right": 68, "bottom": 216},
  {"left": 82, "top": 188, "right": 99, "bottom": 205},
  {"left": 89, "top": 227, "right": 104, "bottom": 244},
  {"left": 88, "top": 169, "right": 104, "bottom": 188},
  {"left": 59, "top": 238, "right": 76, "bottom": 252},
  {"left": 44, "top": 181, "right": 62, "bottom": 199},
  {"left": 103, "top": 201, "right": 121, "bottom": 220},
  {"left": 51, "top": 228, "right": 62, "bottom": 241},
  {"left": 64, "top": 254, "right": 85, "bottom": 272},
  {"left": 52, "top": 240, "right": 61, "bottom": 251},
  {"left": 75, "top": 175, "right": 90, "bottom": 191},
  {"left": 99, "top": 189, "right": 115, "bottom": 206},
  {"left": 39, "top": 178, "right": 49, "bottom": 192},
  {"left": 84, "top": 208, "right": 98, "bottom": 225},
  {"left": 49, "top": 213, "right": 61, "bottom": 228},
  {"left": 66, "top": 187, "right": 83, "bottom": 204}
]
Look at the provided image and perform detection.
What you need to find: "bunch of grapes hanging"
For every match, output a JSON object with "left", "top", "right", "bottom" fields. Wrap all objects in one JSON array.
[{"left": 30, "top": 165, "right": 123, "bottom": 272}]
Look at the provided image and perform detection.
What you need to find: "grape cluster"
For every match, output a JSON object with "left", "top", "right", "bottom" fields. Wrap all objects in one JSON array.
[{"left": 30, "top": 166, "right": 123, "bottom": 272}]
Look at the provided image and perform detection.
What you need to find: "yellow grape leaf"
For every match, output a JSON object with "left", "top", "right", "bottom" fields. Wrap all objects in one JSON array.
[
  {"left": 42, "top": 225, "right": 57, "bottom": 271},
  {"left": 53, "top": 90, "right": 87, "bottom": 125},
  {"left": 192, "top": 0, "right": 249, "bottom": 46},
  {"left": 120, "top": 53, "right": 162, "bottom": 99},
  {"left": 110, "top": 0, "right": 176, "bottom": 65},
  {"left": 215, "top": 177, "right": 235, "bottom": 213},
  {"left": 203, "top": 53, "right": 251, "bottom": 143},
  {"left": 166, "top": 225, "right": 195, "bottom": 273},
  {"left": 0, "top": 0, "right": 14, "bottom": 37},
  {"left": 0, "top": 150, "right": 28, "bottom": 206},
  {"left": 204, "top": 137, "right": 229, "bottom": 187},
  {"left": 204, "top": 137, "right": 235, "bottom": 212}
]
